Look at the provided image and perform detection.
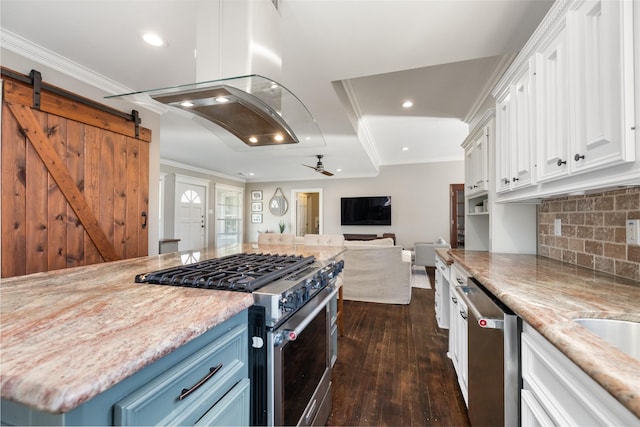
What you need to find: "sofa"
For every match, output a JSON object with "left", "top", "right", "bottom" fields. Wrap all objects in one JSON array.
[{"left": 340, "top": 238, "right": 412, "bottom": 304}]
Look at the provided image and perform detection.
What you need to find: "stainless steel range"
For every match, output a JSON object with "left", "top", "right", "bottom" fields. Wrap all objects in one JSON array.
[{"left": 135, "top": 252, "right": 344, "bottom": 426}]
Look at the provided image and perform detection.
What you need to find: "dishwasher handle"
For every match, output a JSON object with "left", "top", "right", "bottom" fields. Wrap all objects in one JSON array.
[
  {"left": 477, "top": 317, "right": 504, "bottom": 329},
  {"left": 456, "top": 285, "right": 505, "bottom": 329}
]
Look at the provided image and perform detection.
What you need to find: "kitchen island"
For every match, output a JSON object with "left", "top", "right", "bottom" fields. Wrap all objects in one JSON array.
[
  {"left": 442, "top": 249, "right": 640, "bottom": 420},
  {"left": 0, "top": 243, "right": 345, "bottom": 422}
]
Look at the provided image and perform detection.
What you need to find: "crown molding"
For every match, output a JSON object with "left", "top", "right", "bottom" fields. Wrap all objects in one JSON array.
[
  {"left": 160, "top": 159, "right": 247, "bottom": 184},
  {"left": 1, "top": 29, "right": 134, "bottom": 95},
  {"left": 492, "top": 0, "right": 572, "bottom": 98},
  {"left": 341, "top": 79, "right": 381, "bottom": 172},
  {"left": 464, "top": 53, "right": 517, "bottom": 124}
]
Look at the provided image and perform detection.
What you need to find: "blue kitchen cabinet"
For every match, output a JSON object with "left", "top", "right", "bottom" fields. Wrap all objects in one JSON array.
[{"left": 1, "top": 310, "right": 248, "bottom": 426}]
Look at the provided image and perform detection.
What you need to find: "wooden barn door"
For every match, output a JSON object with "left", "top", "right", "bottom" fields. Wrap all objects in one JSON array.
[{"left": 1, "top": 71, "right": 151, "bottom": 278}]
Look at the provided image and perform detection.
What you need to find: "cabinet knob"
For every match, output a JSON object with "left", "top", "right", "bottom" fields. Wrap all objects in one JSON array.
[
  {"left": 512, "top": 177, "right": 519, "bottom": 182},
  {"left": 504, "top": 178, "right": 510, "bottom": 185},
  {"left": 557, "top": 159, "right": 567, "bottom": 166},
  {"left": 574, "top": 153, "right": 585, "bottom": 161}
]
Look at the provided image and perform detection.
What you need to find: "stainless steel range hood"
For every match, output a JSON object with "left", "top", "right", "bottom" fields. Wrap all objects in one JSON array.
[{"left": 107, "top": 74, "right": 324, "bottom": 147}]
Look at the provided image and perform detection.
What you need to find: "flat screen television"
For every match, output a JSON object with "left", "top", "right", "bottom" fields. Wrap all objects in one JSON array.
[{"left": 340, "top": 196, "right": 391, "bottom": 226}]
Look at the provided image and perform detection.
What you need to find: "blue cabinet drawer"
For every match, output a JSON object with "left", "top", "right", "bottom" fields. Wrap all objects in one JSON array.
[
  {"left": 194, "top": 378, "right": 250, "bottom": 426},
  {"left": 115, "top": 323, "right": 248, "bottom": 426}
]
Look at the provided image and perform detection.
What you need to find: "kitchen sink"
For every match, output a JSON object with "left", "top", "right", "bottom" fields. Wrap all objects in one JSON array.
[{"left": 574, "top": 318, "right": 640, "bottom": 360}]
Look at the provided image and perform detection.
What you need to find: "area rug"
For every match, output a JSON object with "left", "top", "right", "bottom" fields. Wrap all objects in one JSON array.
[{"left": 411, "top": 265, "right": 431, "bottom": 289}]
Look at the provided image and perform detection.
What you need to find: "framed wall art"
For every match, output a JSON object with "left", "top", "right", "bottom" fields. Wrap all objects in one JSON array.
[
  {"left": 251, "top": 202, "right": 263, "bottom": 212},
  {"left": 251, "top": 213, "right": 263, "bottom": 223},
  {"left": 251, "top": 190, "right": 263, "bottom": 201}
]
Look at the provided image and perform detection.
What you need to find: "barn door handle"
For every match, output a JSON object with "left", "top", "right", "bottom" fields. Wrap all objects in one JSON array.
[{"left": 141, "top": 211, "right": 147, "bottom": 229}]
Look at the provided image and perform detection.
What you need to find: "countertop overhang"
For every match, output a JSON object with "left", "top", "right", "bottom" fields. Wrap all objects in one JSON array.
[
  {"left": 0, "top": 243, "right": 345, "bottom": 414},
  {"left": 442, "top": 249, "right": 640, "bottom": 419}
]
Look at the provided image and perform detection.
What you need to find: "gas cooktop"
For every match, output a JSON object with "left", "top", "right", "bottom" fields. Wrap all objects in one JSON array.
[{"left": 135, "top": 252, "right": 316, "bottom": 292}]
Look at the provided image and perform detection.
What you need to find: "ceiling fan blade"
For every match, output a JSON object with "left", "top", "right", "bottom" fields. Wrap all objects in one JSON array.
[
  {"left": 302, "top": 164, "right": 317, "bottom": 170},
  {"left": 321, "top": 170, "right": 334, "bottom": 176}
]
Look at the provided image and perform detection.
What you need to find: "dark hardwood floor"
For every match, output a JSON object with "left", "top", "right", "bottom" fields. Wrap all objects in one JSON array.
[{"left": 328, "top": 268, "right": 470, "bottom": 426}]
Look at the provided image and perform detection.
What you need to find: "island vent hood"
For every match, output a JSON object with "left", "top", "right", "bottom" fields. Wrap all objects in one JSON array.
[{"left": 107, "top": 74, "right": 325, "bottom": 148}]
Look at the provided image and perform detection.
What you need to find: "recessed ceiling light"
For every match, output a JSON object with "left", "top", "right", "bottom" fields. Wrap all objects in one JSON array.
[
  {"left": 249, "top": 137, "right": 258, "bottom": 143},
  {"left": 402, "top": 100, "right": 413, "bottom": 108},
  {"left": 336, "top": 168, "right": 343, "bottom": 172},
  {"left": 180, "top": 101, "right": 194, "bottom": 108},
  {"left": 142, "top": 32, "right": 166, "bottom": 47},
  {"left": 215, "top": 96, "right": 230, "bottom": 103},
  {"left": 248, "top": 172, "right": 255, "bottom": 176},
  {"left": 402, "top": 146, "right": 409, "bottom": 151},
  {"left": 274, "top": 134, "right": 284, "bottom": 142}
]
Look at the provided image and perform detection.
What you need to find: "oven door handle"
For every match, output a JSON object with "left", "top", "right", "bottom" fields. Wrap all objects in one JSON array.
[{"left": 289, "top": 287, "right": 338, "bottom": 340}]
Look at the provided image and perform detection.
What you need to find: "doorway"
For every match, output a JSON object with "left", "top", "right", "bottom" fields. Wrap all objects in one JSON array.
[
  {"left": 450, "top": 184, "right": 465, "bottom": 248},
  {"left": 291, "top": 189, "right": 323, "bottom": 237},
  {"left": 175, "top": 175, "right": 209, "bottom": 251}
]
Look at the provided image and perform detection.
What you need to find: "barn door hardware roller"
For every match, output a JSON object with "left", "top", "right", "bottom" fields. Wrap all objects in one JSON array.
[{"left": 29, "top": 69, "right": 42, "bottom": 109}]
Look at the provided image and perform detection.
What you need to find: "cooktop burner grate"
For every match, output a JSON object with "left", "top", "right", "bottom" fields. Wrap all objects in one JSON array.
[{"left": 135, "top": 253, "right": 315, "bottom": 292}]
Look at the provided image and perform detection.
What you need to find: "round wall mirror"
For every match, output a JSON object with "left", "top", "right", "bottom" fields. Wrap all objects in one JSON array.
[{"left": 269, "top": 187, "right": 288, "bottom": 216}]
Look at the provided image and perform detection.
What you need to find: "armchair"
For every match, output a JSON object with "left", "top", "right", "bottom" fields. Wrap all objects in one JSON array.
[{"left": 414, "top": 239, "right": 450, "bottom": 268}]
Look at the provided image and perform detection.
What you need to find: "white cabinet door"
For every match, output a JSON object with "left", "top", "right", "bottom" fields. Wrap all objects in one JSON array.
[
  {"left": 496, "top": 93, "right": 513, "bottom": 194},
  {"left": 448, "top": 281, "right": 459, "bottom": 372},
  {"left": 457, "top": 294, "right": 469, "bottom": 406},
  {"left": 510, "top": 59, "right": 536, "bottom": 190},
  {"left": 465, "top": 145, "right": 476, "bottom": 195},
  {"left": 465, "top": 126, "right": 489, "bottom": 197},
  {"left": 473, "top": 131, "right": 488, "bottom": 193},
  {"left": 495, "top": 60, "right": 536, "bottom": 193},
  {"left": 567, "top": 0, "right": 635, "bottom": 173},
  {"left": 536, "top": 17, "right": 570, "bottom": 183}
]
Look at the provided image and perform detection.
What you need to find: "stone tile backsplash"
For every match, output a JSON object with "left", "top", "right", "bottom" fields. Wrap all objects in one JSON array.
[{"left": 538, "top": 187, "right": 640, "bottom": 282}]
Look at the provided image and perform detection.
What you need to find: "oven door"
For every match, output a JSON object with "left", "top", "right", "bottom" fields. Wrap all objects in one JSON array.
[{"left": 268, "top": 286, "right": 337, "bottom": 427}]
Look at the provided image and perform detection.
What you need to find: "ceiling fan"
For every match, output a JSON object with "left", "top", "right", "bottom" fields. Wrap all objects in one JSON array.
[{"left": 302, "top": 155, "right": 334, "bottom": 176}]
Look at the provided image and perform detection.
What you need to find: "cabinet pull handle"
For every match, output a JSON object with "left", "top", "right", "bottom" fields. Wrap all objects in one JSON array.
[
  {"left": 141, "top": 211, "right": 147, "bottom": 229},
  {"left": 556, "top": 159, "right": 566, "bottom": 166},
  {"left": 178, "top": 363, "right": 223, "bottom": 401},
  {"left": 451, "top": 296, "right": 458, "bottom": 303},
  {"left": 574, "top": 153, "right": 585, "bottom": 161},
  {"left": 456, "top": 277, "right": 464, "bottom": 284},
  {"left": 459, "top": 310, "right": 468, "bottom": 320}
]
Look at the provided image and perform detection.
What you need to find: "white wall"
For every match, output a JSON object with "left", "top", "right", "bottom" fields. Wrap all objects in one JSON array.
[{"left": 245, "top": 161, "right": 464, "bottom": 249}]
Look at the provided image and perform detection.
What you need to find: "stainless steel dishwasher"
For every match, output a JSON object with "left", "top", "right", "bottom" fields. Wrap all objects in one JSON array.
[{"left": 457, "top": 277, "right": 520, "bottom": 427}]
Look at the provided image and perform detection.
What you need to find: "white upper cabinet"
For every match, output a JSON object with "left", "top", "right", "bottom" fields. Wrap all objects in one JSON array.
[
  {"left": 536, "top": 15, "right": 570, "bottom": 182},
  {"left": 495, "top": 58, "right": 536, "bottom": 194},
  {"left": 496, "top": 92, "right": 513, "bottom": 193},
  {"left": 464, "top": 126, "right": 489, "bottom": 197},
  {"left": 492, "top": 0, "right": 637, "bottom": 202},
  {"left": 567, "top": 0, "right": 636, "bottom": 173}
]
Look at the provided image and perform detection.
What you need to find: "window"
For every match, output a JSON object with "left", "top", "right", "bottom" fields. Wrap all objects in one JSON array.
[
  {"left": 215, "top": 185, "right": 244, "bottom": 248},
  {"left": 181, "top": 189, "right": 201, "bottom": 204}
]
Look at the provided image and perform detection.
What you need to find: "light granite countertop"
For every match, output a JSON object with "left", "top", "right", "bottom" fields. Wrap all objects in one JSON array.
[
  {"left": 441, "top": 249, "right": 640, "bottom": 419},
  {"left": 0, "top": 243, "right": 345, "bottom": 414}
]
